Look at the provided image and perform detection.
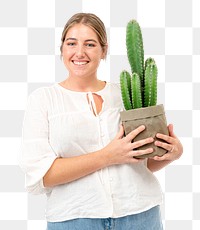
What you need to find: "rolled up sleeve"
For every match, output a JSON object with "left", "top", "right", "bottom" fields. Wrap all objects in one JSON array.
[{"left": 20, "top": 89, "right": 58, "bottom": 195}]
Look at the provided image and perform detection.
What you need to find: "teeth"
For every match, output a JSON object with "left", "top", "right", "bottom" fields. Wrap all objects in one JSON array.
[{"left": 73, "top": 61, "right": 88, "bottom": 66}]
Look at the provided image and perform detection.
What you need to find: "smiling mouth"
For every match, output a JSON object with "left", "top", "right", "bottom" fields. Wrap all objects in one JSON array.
[{"left": 72, "top": 61, "right": 89, "bottom": 66}]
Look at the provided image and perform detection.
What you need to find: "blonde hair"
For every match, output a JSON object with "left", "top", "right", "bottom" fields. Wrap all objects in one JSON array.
[{"left": 60, "top": 13, "right": 108, "bottom": 58}]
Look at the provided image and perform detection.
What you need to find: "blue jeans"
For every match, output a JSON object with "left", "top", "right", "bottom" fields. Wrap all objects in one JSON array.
[{"left": 47, "top": 205, "right": 163, "bottom": 230}]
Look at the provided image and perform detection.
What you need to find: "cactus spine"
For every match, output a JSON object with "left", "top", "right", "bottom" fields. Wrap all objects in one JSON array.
[
  {"left": 120, "top": 20, "right": 158, "bottom": 110},
  {"left": 144, "top": 58, "right": 157, "bottom": 107},
  {"left": 131, "top": 73, "right": 142, "bottom": 109},
  {"left": 120, "top": 71, "right": 132, "bottom": 110},
  {"left": 126, "top": 20, "right": 144, "bottom": 84}
]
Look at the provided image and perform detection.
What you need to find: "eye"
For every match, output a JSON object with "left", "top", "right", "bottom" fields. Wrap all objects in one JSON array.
[
  {"left": 66, "top": 42, "right": 76, "bottom": 46},
  {"left": 86, "top": 43, "right": 95, "bottom": 47}
]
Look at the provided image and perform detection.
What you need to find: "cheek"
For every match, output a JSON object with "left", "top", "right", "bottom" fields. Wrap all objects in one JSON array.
[
  {"left": 62, "top": 45, "right": 74, "bottom": 55},
  {"left": 91, "top": 50, "right": 104, "bottom": 61},
  {"left": 62, "top": 49, "right": 71, "bottom": 56},
  {"left": 62, "top": 50, "right": 74, "bottom": 63}
]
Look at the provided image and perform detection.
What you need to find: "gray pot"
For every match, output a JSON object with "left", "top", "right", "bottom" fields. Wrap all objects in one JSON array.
[{"left": 120, "top": 104, "right": 169, "bottom": 158}]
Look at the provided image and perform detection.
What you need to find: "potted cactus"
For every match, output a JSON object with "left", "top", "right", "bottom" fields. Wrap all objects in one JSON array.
[{"left": 120, "top": 19, "right": 169, "bottom": 158}]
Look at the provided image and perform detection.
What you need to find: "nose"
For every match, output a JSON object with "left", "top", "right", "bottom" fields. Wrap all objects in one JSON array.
[{"left": 76, "top": 44, "right": 85, "bottom": 58}]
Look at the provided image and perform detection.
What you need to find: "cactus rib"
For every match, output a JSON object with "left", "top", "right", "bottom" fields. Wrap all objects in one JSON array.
[
  {"left": 120, "top": 71, "right": 133, "bottom": 110},
  {"left": 144, "top": 62, "right": 157, "bottom": 107},
  {"left": 131, "top": 73, "right": 142, "bottom": 109},
  {"left": 149, "top": 63, "right": 157, "bottom": 106},
  {"left": 126, "top": 20, "right": 144, "bottom": 84}
]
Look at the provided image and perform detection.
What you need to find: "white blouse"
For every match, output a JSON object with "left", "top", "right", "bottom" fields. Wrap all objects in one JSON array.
[{"left": 20, "top": 82, "right": 163, "bottom": 222}]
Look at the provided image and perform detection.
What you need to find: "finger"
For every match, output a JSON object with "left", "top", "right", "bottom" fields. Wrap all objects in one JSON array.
[
  {"left": 131, "top": 147, "right": 154, "bottom": 158},
  {"left": 153, "top": 153, "right": 171, "bottom": 161},
  {"left": 126, "top": 157, "right": 141, "bottom": 164},
  {"left": 154, "top": 140, "right": 173, "bottom": 152},
  {"left": 132, "top": 137, "right": 154, "bottom": 149},
  {"left": 156, "top": 132, "right": 174, "bottom": 144},
  {"left": 156, "top": 124, "right": 177, "bottom": 142},
  {"left": 168, "top": 124, "right": 178, "bottom": 138},
  {"left": 128, "top": 157, "right": 145, "bottom": 164},
  {"left": 126, "top": 125, "right": 145, "bottom": 142},
  {"left": 115, "top": 125, "right": 124, "bottom": 139}
]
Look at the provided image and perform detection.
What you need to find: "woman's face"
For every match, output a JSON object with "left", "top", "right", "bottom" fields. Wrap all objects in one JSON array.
[{"left": 62, "top": 23, "right": 106, "bottom": 79}]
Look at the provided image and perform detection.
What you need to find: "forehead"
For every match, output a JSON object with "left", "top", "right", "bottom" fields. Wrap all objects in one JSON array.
[{"left": 65, "top": 24, "right": 99, "bottom": 40}]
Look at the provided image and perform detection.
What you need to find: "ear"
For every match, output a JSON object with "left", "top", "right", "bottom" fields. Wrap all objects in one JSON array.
[
  {"left": 60, "top": 44, "right": 64, "bottom": 58},
  {"left": 102, "top": 43, "right": 108, "bottom": 59}
]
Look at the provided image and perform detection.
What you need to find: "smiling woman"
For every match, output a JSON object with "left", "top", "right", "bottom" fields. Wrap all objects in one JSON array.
[
  {"left": 60, "top": 13, "right": 108, "bottom": 58},
  {"left": 20, "top": 12, "right": 182, "bottom": 230},
  {"left": 61, "top": 23, "right": 105, "bottom": 83}
]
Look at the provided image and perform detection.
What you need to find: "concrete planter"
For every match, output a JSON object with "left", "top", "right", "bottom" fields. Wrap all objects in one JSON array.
[{"left": 120, "top": 104, "right": 169, "bottom": 158}]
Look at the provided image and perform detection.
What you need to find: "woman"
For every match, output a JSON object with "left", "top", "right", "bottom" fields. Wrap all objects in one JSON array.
[{"left": 20, "top": 13, "right": 183, "bottom": 230}]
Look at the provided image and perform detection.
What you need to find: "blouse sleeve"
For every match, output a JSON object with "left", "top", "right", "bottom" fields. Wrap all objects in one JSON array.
[{"left": 20, "top": 88, "right": 58, "bottom": 195}]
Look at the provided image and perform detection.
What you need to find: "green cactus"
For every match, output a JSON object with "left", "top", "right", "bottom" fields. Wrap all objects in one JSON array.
[
  {"left": 145, "top": 57, "right": 155, "bottom": 70},
  {"left": 126, "top": 20, "right": 144, "bottom": 85},
  {"left": 120, "top": 19, "right": 157, "bottom": 110},
  {"left": 131, "top": 73, "right": 142, "bottom": 109},
  {"left": 144, "top": 60, "right": 157, "bottom": 107},
  {"left": 120, "top": 70, "right": 132, "bottom": 110}
]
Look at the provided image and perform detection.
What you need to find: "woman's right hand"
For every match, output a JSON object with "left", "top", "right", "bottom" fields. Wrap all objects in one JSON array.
[{"left": 102, "top": 125, "right": 154, "bottom": 166}]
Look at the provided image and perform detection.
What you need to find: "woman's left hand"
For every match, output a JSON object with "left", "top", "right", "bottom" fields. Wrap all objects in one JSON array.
[{"left": 153, "top": 124, "right": 183, "bottom": 161}]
